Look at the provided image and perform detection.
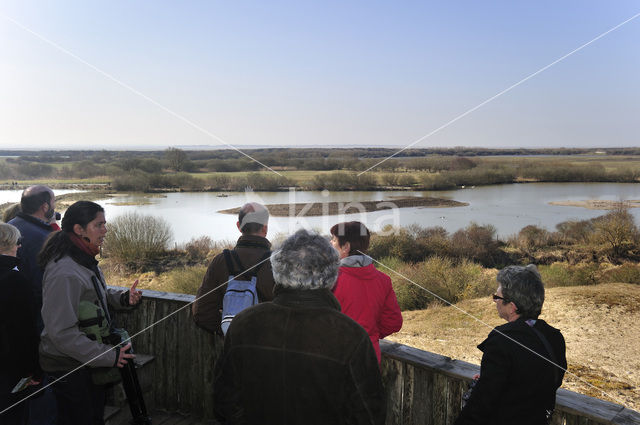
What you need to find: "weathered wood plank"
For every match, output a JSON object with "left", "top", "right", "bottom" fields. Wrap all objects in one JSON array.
[
  {"left": 381, "top": 340, "right": 480, "bottom": 381},
  {"left": 611, "top": 407, "right": 640, "bottom": 425},
  {"left": 408, "top": 367, "right": 433, "bottom": 425},
  {"left": 112, "top": 289, "right": 640, "bottom": 424},
  {"left": 556, "top": 389, "right": 624, "bottom": 423},
  {"left": 380, "top": 357, "right": 403, "bottom": 425}
]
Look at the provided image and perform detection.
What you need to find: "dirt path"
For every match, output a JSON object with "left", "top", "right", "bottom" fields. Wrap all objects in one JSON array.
[{"left": 386, "top": 282, "right": 640, "bottom": 411}]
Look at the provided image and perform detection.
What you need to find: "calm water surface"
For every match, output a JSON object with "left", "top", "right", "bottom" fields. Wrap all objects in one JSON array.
[
  {"left": 96, "top": 183, "right": 640, "bottom": 245},
  {"left": 3, "top": 184, "right": 638, "bottom": 245},
  {"left": 0, "top": 189, "right": 81, "bottom": 205}
]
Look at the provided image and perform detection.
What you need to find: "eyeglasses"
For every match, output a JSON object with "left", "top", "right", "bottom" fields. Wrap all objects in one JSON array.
[
  {"left": 16, "top": 237, "right": 23, "bottom": 246},
  {"left": 492, "top": 294, "right": 507, "bottom": 301}
]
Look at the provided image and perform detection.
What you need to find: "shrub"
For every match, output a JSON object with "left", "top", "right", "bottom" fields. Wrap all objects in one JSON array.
[
  {"left": 207, "top": 174, "right": 232, "bottom": 190},
  {"left": 599, "top": 263, "right": 640, "bottom": 284},
  {"left": 391, "top": 256, "right": 495, "bottom": 310},
  {"left": 397, "top": 174, "right": 417, "bottom": 187},
  {"left": 112, "top": 171, "right": 151, "bottom": 191},
  {"left": 381, "top": 174, "right": 400, "bottom": 187},
  {"left": 419, "top": 173, "right": 457, "bottom": 190},
  {"left": 538, "top": 262, "right": 599, "bottom": 287},
  {"left": 162, "top": 265, "right": 207, "bottom": 295},
  {"left": 515, "top": 225, "right": 551, "bottom": 251},
  {"left": 448, "top": 157, "right": 476, "bottom": 171},
  {"left": 104, "top": 212, "right": 173, "bottom": 260},
  {"left": 556, "top": 219, "right": 593, "bottom": 244},
  {"left": 308, "top": 172, "right": 377, "bottom": 190},
  {"left": 589, "top": 209, "right": 639, "bottom": 260},
  {"left": 450, "top": 223, "right": 501, "bottom": 267},
  {"left": 369, "top": 227, "right": 423, "bottom": 263},
  {"left": 184, "top": 236, "right": 215, "bottom": 261},
  {"left": 246, "top": 173, "right": 293, "bottom": 191}
]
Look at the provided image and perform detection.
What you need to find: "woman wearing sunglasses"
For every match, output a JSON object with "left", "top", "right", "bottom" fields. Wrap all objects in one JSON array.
[{"left": 455, "top": 265, "right": 567, "bottom": 425}]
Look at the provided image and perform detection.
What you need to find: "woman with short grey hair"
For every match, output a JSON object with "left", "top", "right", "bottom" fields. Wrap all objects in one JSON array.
[
  {"left": 0, "top": 222, "right": 21, "bottom": 253},
  {"left": 455, "top": 264, "right": 567, "bottom": 425},
  {"left": 0, "top": 223, "right": 41, "bottom": 424},
  {"left": 271, "top": 228, "right": 340, "bottom": 290}
]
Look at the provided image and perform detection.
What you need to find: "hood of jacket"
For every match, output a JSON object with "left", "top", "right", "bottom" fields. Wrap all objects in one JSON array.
[{"left": 337, "top": 262, "right": 380, "bottom": 280}]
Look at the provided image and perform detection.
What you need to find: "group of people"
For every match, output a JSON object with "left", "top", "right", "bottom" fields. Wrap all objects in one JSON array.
[
  {"left": 1, "top": 187, "right": 141, "bottom": 425},
  {"left": 193, "top": 202, "right": 566, "bottom": 425},
  {"left": 0, "top": 189, "right": 567, "bottom": 425}
]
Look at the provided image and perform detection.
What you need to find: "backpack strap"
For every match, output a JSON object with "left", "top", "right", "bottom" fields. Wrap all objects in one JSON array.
[
  {"left": 225, "top": 249, "right": 271, "bottom": 279},
  {"left": 222, "top": 249, "right": 237, "bottom": 276}
]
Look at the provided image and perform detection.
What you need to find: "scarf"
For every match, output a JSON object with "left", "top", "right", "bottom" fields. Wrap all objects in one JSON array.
[{"left": 69, "top": 233, "right": 100, "bottom": 257}]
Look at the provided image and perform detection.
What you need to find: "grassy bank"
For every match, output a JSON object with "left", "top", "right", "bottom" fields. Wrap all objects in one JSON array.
[{"left": 2, "top": 149, "right": 640, "bottom": 192}]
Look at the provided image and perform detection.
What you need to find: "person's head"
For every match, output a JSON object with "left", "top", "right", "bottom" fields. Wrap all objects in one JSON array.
[
  {"left": 329, "top": 221, "right": 371, "bottom": 259},
  {"left": 271, "top": 229, "right": 340, "bottom": 290},
  {"left": 39, "top": 201, "right": 106, "bottom": 267},
  {"left": 237, "top": 202, "right": 269, "bottom": 236},
  {"left": 20, "top": 185, "right": 55, "bottom": 220},
  {"left": 2, "top": 203, "right": 21, "bottom": 223},
  {"left": 0, "top": 223, "right": 21, "bottom": 257},
  {"left": 494, "top": 264, "right": 545, "bottom": 322},
  {"left": 62, "top": 201, "right": 107, "bottom": 249}
]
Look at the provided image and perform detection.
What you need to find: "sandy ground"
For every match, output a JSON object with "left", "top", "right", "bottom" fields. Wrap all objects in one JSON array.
[{"left": 386, "top": 282, "right": 640, "bottom": 412}]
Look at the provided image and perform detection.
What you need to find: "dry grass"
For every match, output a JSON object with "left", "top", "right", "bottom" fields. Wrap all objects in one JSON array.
[{"left": 387, "top": 282, "right": 640, "bottom": 411}]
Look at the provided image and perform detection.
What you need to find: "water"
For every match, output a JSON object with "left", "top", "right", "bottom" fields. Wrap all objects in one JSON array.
[
  {"left": 97, "top": 183, "right": 640, "bottom": 244},
  {"left": 3, "top": 183, "right": 638, "bottom": 244},
  {"left": 0, "top": 189, "right": 81, "bottom": 205}
]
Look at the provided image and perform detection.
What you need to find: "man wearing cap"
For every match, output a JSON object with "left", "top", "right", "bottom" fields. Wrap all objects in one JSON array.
[{"left": 193, "top": 202, "right": 276, "bottom": 336}]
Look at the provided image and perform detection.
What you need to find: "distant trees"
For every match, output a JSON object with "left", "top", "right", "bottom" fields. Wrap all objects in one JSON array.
[{"left": 165, "top": 147, "right": 188, "bottom": 171}]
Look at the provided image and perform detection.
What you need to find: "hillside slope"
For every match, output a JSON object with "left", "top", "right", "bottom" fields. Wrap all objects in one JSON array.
[{"left": 386, "top": 282, "right": 640, "bottom": 411}]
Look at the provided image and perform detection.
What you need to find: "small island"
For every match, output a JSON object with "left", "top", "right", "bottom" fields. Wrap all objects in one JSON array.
[{"left": 219, "top": 196, "right": 468, "bottom": 217}]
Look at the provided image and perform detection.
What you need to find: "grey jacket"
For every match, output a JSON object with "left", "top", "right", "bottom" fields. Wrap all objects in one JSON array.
[{"left": 39, "top": 255, "right": 130, "bottom": 372}]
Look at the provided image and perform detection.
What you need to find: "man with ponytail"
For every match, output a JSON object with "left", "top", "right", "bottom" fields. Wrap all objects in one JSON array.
[{"left": 38, "top": 201, "right": 142, "bottom": 425}]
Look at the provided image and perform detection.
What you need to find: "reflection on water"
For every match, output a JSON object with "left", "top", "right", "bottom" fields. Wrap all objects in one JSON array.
[{"left": 3, "top": 183, "right": 639, "bottom": 245}]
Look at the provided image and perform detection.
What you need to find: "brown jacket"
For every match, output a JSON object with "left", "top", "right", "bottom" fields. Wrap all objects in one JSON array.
[{"left": 192, "top": 235, "right": 275, "bottom": 335}]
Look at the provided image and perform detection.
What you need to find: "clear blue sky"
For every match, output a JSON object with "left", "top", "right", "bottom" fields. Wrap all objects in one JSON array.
[{"left": 1, "top": 1, "right": 638, "bottom": 150}]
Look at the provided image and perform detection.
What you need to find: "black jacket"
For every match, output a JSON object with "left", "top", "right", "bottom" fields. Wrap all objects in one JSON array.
[
  {"left": 0, "top": 255, "right": 41, "bottom": 384},
  {"left": 8, "top": 213, "right": 53, "bottom": 330},
  {"left": 213, "top": 286, "right": 386, "bottom": 425},
  {"left": 455, "top": 318, "right": 567, "bottom": 425}
]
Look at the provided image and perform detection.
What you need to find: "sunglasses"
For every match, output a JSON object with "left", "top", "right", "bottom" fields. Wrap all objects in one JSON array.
[
  {"left": 492, "top": 294, "right": 507, "bottom": 301},
  {"left": 16, "top": 236, "right": 23, "bottom": 246}
]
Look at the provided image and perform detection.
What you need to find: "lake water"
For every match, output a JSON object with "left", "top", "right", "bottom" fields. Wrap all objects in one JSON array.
[
  {"left": 2, "top": 183, "right": 639, "bottom": 245},
  {"left": 0, "top": 189, "right": 81, "bottom": 205},
  {"left": 101, "top": 183, "right": 640, "bottom": 245}
]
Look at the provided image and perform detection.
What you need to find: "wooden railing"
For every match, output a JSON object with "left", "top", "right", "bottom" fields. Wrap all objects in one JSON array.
[{"left": 113, "top": 288, "right": 640, "bottom": 424}]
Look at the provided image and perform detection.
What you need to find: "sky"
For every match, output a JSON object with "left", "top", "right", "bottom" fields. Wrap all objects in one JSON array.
[{"left": 0, "top": 1, "right": 639, "bottom": 150}]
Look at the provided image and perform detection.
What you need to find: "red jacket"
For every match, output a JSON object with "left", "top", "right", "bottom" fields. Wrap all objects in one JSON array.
[{"left": 332, "top": 263, "right": 403, "bottom": 362}]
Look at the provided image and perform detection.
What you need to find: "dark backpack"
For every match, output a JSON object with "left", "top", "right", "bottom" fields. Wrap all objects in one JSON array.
[{"left": 220, "top": 249, "right": 270, "bottom": 335}]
